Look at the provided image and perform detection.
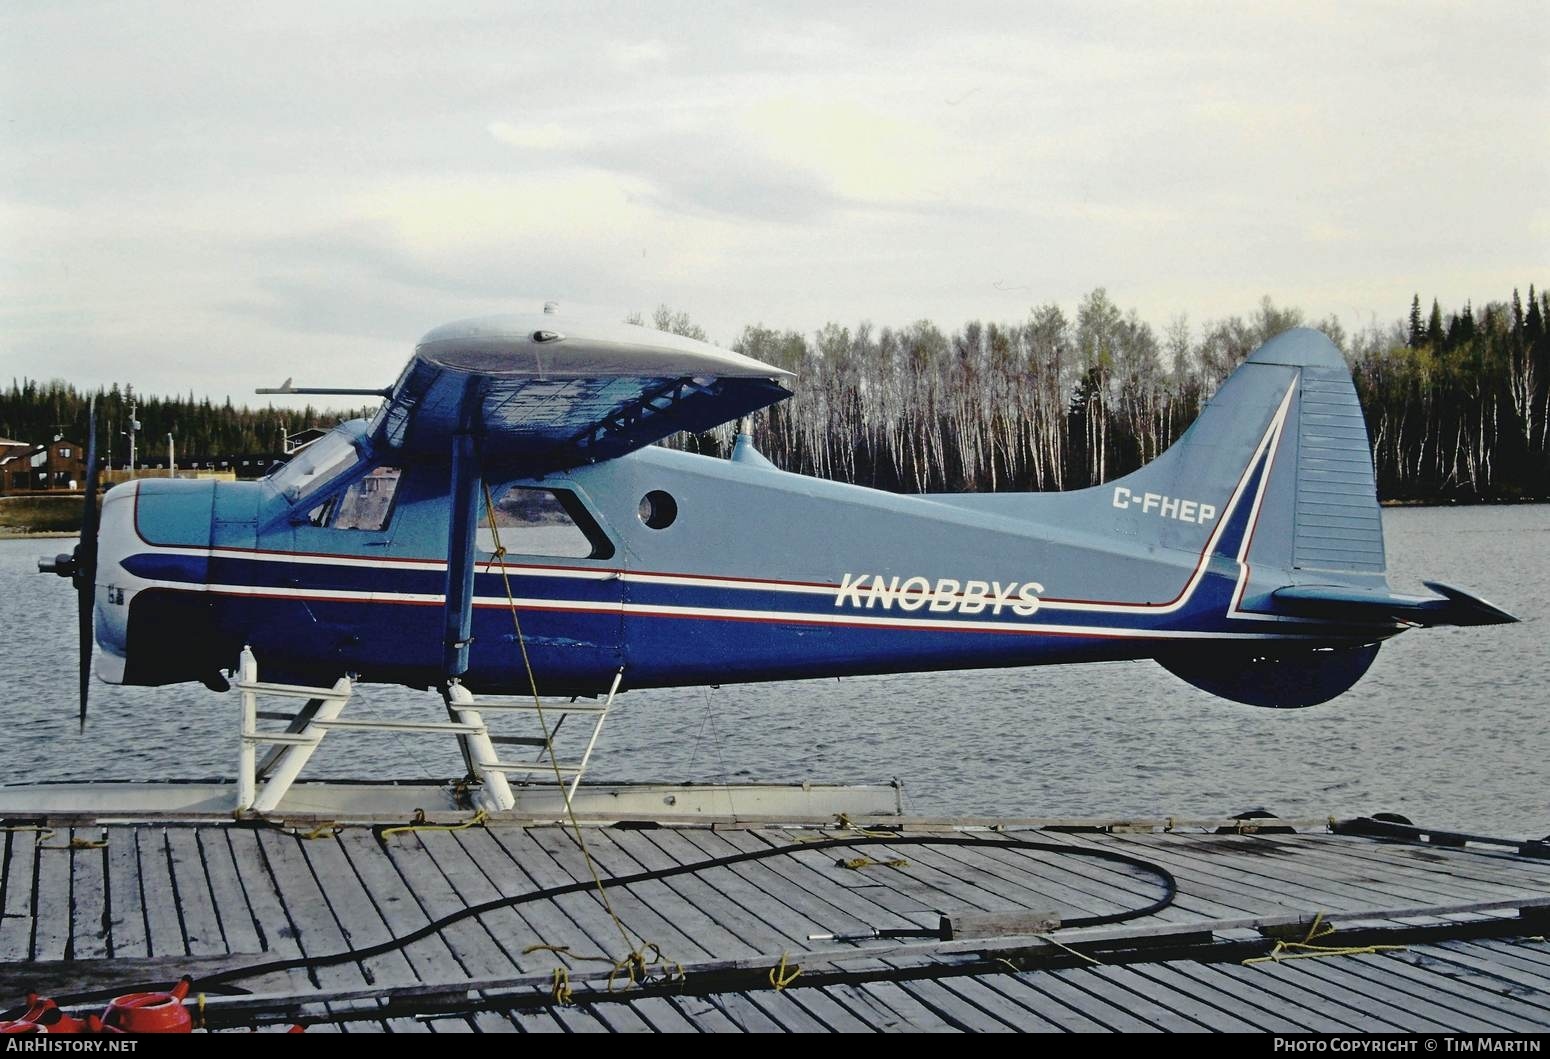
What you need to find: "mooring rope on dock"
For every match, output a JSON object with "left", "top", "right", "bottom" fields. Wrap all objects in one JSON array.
[
  {"left": 480, "top": 482, "right": 683, "bottom": 991},
  {"left": 1241, "top": 911, "right": 1408, "bottom": 966}
]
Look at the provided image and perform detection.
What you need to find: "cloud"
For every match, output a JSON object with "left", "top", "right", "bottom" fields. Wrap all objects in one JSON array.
[
  {"left": 738, "top": 97, "right": 966, "bottom": 208},
  {"left": 605, "top": 39, "right": 667, "bottom": 68},
  {"left": 488, "top": 121, "right": 593, "bottom": 152}
]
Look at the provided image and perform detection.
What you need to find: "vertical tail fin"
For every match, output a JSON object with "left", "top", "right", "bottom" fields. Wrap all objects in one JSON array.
[{"left": 1105, "top": 326, "right": 1386, "bottom": 596}]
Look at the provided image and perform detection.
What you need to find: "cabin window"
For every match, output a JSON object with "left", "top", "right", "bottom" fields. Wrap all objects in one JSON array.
[
  {"left": 638, "top": 490, "right": 678, "bottom": 530},
  {"left": 477, "top": 487, "right": 614, "bottom": 560}
]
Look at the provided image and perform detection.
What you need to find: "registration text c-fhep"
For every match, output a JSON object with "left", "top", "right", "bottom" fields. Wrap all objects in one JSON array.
[
  {"left": 1112, "top": 486, "right": 1217, "bottom": 525},
  {"left": 834, "top": 574, "right": 1046, "bottom": 616}
]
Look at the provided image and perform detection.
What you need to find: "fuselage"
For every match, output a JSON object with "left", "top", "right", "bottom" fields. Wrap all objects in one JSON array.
[{"left": 93, "top": 416, "right": 1399, "bottom": 698}]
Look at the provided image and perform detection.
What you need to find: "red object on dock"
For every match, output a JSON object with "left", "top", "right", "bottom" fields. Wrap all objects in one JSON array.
[
  {"left": 0, "top": 992, "right": 90, "bottom": 1034},
  {"left": 1, "top": 976, "right": 196, "bottom": 1035},
  {"left": 101, "top": 976, "right": 194, "bottom": 1034}
]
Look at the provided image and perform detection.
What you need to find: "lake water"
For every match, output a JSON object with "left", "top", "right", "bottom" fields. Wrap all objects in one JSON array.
[{"left": 1, "top": 504, "right": 1545, "bottom": 837}]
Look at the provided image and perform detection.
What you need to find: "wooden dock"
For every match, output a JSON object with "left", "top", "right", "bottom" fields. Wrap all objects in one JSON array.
[{"left": 2, "top": 792, "right": 1548, "bottom": 1032}]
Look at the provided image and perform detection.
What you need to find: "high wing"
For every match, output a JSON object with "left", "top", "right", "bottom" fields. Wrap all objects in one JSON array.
[{"left": 368, "top": 312, "right": 793, "bottom": 466}]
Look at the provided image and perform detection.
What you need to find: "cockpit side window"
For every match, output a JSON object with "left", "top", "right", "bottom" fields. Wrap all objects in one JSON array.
[
  {"left": 477, "top": 486, "right": 614, "bottom": 560},
  {"left": 331, "top": 467, "right": 402, "bottom": 530}
]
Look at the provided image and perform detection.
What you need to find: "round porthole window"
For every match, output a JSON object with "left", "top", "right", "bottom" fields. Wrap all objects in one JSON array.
[{"left": 638, "top": 490, "right": 678, "bottom": 529}]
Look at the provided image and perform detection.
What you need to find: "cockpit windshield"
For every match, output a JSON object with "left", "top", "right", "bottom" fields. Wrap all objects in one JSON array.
[{"left": 267, "top": 431, "right": 362, "bottom": 502}]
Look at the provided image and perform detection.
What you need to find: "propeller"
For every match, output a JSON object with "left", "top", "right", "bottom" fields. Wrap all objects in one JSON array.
[
  {"left": 37, "top": 396, "right": 100, "bottom": 730},
  {"left": 77, "top": 397, "right": 100, "bottom": 728}
]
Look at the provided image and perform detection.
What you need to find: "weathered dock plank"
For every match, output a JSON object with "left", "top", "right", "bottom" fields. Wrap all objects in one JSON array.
[
  {"left": 851, "top": 980, "right": 962, "bottom": 1033},
  {"left": 1129, "top": 962, "right": 1312, "bottom": 1033},
  {"left": 1172, "top": 961, "right": 1387, "bottom": 1032},
  {"left": 987, "top": 969, "right": 1163, "bottom": 1033},
  {"left": 667, "top": 994, "right": 746, "bottom": 1033},
  {"left": 374, "top": 831, "right": 514, "bottom": 980},
  {"left": 405, "top": 830, "right": 531, "bottom": 974},
  {"left": 542, "top": 827, "right": 760, "bottom": 959},
  {"left": 637, "top": 828, "right": 819, "bottom": 944},
  {"left": 1335, "top": 950, "right": 1550, "bottom": 1032},
  {"left": 103, "top": 825, "right": 148, "bottom": 959},
  {"left": 674, "top": 826, "right": 920, "bottom": 936},
  {"left": 294, "top": 829, "right": 420, "bottom": 987},
  {"left": 0, "top": 831, "right": 37, "bottom": 962},
  {"left": 500, "top": 1006, "right": 565, "bottom": 1032},
  {"left": 219, "top": 827, "right": 316, "bottom": 995},
  {"left": 1160, "top": 832, "right": 1530, "bottom": 910},
  {"left": 450, "top": 826, "right": 614, "bottom": 974},
  {"left": 932, "top": 973, "right": 1075, "bottom": 1031},
  {"left": 66, "top": 831, "right": 109, "bottom": 960},
  {"left": 30, "top": 833, "right": 74, "bottom": 962},
  {"left": 197, "top": 828, "right": 263, "bottom": 956},
  {"left": 893, "top": 977, "right": 1018, "bottom": 1032},
  {"left": 1431, "top": 939, "right": 1550, "bottom": 998},
  {"left": 520, "top": 826, "right": 720, "bottom": 964},
  {"left": 935, "top": 835, "right": 1217, "bottom": 924},
  {"left": 251, "top": 828, "right": 369, "bottom": 990},
  {"left": 1040, "top": 830, "right": 1356, "bottom": 918},
  {"left": 1246, "top": 959, "right": 1466, "bottom": 1034},
  {"left": 961, "top": 829, "right": 1250, "bottom": 922},
  {"left": 164, "top": 827, "right": 225, "bottom": 956},
  {"left": 135, "top": 827, "right": 190, "bottom": 957}
]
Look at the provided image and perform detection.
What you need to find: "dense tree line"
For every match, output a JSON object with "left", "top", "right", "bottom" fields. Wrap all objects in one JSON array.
[
  {"left": 696, "top": 285, "right": 1547, "bottom": 501},
  {"left": 4, "top": 285, "right": 1546, "bottom": 501},
  {"left": 0, "top": 381, "right": 373, "bottom": 467}
]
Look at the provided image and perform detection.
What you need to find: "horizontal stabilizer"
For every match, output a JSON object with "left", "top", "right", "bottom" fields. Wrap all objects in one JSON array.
[{"left": 1271, "top": 581, "right": 1518, "bottom": 627}]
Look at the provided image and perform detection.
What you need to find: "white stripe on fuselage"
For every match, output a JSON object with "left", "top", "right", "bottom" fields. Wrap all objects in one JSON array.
[{"left": 117, "top": 580, "right": 1311, "bottom": 640}]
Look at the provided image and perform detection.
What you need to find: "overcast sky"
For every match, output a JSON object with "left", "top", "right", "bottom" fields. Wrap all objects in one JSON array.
[{"left": 2, "top": 2, "right": 1545, "bottom": 404}]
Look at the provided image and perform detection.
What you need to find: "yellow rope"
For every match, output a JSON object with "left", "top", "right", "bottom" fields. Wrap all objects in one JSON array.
[
  {"left": 294, "top": 822, "right": 341, "bottom": 841},
  {"left": 381, "top": 808, "right": 488, "bottom": 839},
  {"left": 2, "top": 826, "right": 55, "bottom": 844},
  {"left": 606, "top": 944, "right": 685, "bottom": 993},
  {"left": 1243, "top": 912, "right": 1408, "bottom": 966},
  {"left": 834, "top": 813, "right": 893, "bottom": 838},
  {"left": 550, "top": 967, "right": 574, "bottom": 1006},
  {"left": 769, "top": 952, "right": 801, "bottom": 991},
  {"left": 37, "top": 834, "right": 108, "bottom": 850},
  {"left": 836, "top": 856, "right": 909, "bottom": 870},
  {"left": 522, "top": 943, "right": 617, "bottom": 965},
  {"left": 1039, "top": 935, "right": 1102, "bottom": 965},
  {"left": 481, "top": 482, "right": 680, "bottom": 991}
]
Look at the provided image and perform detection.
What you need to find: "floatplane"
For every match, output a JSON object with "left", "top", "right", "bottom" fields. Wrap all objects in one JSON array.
[{"left": 38, "top": 307, "right": 1516, "bottom": 813}]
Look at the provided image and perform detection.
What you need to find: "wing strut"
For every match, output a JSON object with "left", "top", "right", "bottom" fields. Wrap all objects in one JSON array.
[{"left": 443, "top": 431, "right": 481, "bottom": 679}]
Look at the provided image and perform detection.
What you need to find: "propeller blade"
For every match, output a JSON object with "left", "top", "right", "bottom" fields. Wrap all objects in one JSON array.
[{"left": 77, "top": 396, "right": 101, "bottom": 729}]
